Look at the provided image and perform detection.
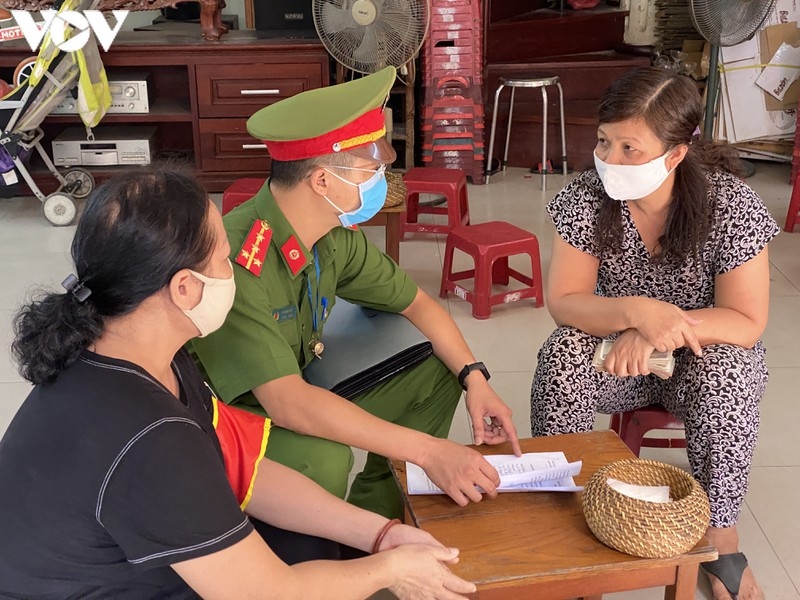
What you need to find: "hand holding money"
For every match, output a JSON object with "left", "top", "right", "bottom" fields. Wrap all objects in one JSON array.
[{"left": 592, "top": 338, "right": 675, "bottom": 379}]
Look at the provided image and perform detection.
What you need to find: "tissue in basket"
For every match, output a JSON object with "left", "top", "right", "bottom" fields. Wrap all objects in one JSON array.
[{"left": 582, "top": 459, "right": 710, "bottom": 558}]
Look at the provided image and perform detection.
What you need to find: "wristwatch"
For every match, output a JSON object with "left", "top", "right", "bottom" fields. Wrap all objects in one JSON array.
[{"left": 457, "top": 361, "right": 490, "bottom": 391}]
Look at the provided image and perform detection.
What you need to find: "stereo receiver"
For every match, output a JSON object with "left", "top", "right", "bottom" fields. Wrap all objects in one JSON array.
[{"left": 52, "top": 72, "right": 152, "bottom": 114}]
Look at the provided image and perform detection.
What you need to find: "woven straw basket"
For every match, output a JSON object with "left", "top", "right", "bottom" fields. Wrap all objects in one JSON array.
[
  {"left": 384, "top": 171, "right": 406, "bottom": 208},
  {"left": 582, "top": 459, "right": 710, "bottom": 558}
]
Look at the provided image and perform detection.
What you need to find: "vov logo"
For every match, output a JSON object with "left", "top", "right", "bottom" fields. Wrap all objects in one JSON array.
[{"left": 10, "top": 9, "right": 128, "bottom": 52}]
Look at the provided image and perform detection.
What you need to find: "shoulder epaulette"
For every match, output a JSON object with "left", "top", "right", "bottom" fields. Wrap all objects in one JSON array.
[{"left": 236, "top": 220, "right": 272, "bottom": 277}]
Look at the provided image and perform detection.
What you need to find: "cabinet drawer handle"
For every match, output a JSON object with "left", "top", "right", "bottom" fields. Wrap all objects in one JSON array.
[
  {"left": 240, "top": 89, "right": 280, "bottom": 96},
  {"left": 242, "top": 143, "right": 267, "bottom": 149}
]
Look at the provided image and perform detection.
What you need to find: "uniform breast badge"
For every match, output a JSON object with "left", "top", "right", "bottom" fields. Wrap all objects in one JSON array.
[{"left": 309, "top": 338, "right": 325, "bottom": 359}]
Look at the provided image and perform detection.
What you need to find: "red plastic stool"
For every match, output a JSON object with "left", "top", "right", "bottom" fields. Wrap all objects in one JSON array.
[
  {"left": 609, "top": 405, "right": 687, "bottom": 457},
  {"left": 784, "top": 172, "right": 800, "bottom": 232},
  {"left": 439, "top": 222, "right": 544, "bottom": 319},
  {"left": 402, "top": 167, "right": 470, "bottom": 237},
  {"left": 222, "top": 178, "right": 265, "bottom": 215}
]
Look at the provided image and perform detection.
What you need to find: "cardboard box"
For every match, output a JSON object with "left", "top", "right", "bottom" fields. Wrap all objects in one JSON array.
[
  {"left": 759, "top": 22, "right": 800, "bottom": 110},
  {"left": 682, "top": 40, "right": 710, "bottom": 80}
]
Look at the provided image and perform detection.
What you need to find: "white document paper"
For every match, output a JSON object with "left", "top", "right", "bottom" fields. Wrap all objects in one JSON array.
[{"left": 406, "top": 452, "right": 584, "bottom": 495}]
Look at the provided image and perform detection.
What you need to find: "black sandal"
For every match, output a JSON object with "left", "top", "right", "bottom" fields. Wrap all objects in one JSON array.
[{"left": 701, "top": 552, "right": 749, "bottom": 600}]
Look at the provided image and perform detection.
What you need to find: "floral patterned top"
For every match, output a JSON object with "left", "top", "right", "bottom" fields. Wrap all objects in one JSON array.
[{"left": 546, "top": 169, "right": 780, "bottom": 310}]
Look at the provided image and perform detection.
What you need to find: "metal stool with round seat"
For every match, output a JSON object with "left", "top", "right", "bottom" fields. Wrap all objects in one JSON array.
[{"left": 486, "top": 74, "right": 567, "bottom": 191}]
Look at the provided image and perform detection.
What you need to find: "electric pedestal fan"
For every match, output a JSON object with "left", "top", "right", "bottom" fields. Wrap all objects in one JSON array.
[
  {"left": 690, "top": 0, "right": 776, "bottom": 139},
  {"left": 312, "top": 0, "right": 429, "bottom": 77}
]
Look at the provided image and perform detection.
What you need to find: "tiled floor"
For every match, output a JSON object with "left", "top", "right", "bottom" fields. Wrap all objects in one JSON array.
[{"left": 1, "top": 163, "right": 799, "bottom": 599}]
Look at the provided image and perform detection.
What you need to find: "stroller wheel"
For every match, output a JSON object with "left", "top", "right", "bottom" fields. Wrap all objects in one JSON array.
[
  {"left": 61, "top": 168, "right": 95, "bottom": 200},
  {"left": 13, "top": 57, "right": 37, "bottom": 88},
  {"left": 43, "top": 192, "right": 76, "bottom": 227}
]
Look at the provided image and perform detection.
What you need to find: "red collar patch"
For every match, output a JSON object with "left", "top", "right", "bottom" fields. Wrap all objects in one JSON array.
[
  {"left": 236, "top": 220, "right": 272, "bottom": 277},
  {"left": 280, "top": 235, "right": 307, "bottom": 276}
]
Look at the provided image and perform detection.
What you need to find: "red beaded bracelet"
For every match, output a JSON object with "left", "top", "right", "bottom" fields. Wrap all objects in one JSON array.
[{"left": 371, "top": 518, "right": 401, "bottom": 554}]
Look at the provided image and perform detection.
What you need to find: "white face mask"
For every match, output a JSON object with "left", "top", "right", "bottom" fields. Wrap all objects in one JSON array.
[
  {"left": 594, "top": 151, "right": 675, "bottom": 201},
  {"left": 182, "top": 259, "right": 236, "bottom": 338}
]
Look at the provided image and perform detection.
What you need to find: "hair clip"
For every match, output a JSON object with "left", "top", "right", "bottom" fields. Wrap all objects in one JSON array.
[
  {"left": 692, "top": 126, "right": 702, "bottom": 137},
  {"left": 61, "top": 274, "right": 92, "bottom": 303}
]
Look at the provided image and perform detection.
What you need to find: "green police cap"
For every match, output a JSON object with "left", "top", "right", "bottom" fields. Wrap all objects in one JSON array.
[{"left": 247, "top": 66, "right": 397, "bottom": 164}]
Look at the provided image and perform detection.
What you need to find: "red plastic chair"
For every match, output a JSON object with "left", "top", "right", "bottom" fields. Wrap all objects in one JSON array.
[
  {"left": 784, "top": 172, "right": 800, "bottom": 232},
  {"left": 439, "top": 221, "right": 544, "bottom": 319},
  {"left": 222, "top": 178, "right": 265, "bottom": 215},
  {"left": 402, "top": 167, "right": 470, "bottom": 237},
  {"left": 609, "top": 405, "right": 687, "bottom": 457}
]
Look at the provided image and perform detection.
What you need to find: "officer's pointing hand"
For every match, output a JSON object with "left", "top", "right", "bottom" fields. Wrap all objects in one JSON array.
[{"left": 464, "top": 383, "right": 522, "bottom": 456}]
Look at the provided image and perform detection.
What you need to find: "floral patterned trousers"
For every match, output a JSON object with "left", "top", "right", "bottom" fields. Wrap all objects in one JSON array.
[{"left": 531, "top": 326, "right": 769, "bottom": 528}]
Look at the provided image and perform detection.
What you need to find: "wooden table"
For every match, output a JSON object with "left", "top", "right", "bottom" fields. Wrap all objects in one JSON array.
[
  {"left": 391, "top": 431, "right": 717, "bottom": 600},
  {"left": 362, "top": 202, "right": 405, "bottom": 264}
]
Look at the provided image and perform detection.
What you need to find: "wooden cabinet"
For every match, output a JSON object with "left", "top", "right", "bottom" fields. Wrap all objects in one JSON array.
[
  {"left": 481, "top": 1, "right": 651, "bottom": 171},
  {"left": 195, "top": 62, "right": 324, "bottom": 118},
  {"left": 197, "top": 118, "right": 269, "bottom": 172},
  {"left": 0, "top": 30, "right": 330, "bottom": 193}
]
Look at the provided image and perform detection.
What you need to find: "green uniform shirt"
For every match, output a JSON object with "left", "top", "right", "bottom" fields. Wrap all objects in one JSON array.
[{"left": 191, "top": 181, "right": 418, "bottom": 415}]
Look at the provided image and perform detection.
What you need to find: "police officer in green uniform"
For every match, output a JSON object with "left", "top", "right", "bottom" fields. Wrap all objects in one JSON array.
[{"left": 192, "top": 67, "right": 521, "bottom": 520}]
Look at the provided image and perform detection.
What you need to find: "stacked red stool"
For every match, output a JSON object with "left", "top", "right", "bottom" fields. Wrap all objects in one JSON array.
[
  {"left": 784, "top": 171, "right": 800, "bottom": 232},
  {"left": 421, "top": 0, "right": 484, "bottom": 183},
  {"left": 222, "top": 178, "right": 264, "bottom": 215},
  {"left": 402, "top": 167, "right": 470, "bottom": 236},
  {"left": 792, "top": 97, "right": 800, "bottom": 187},
  {"left": 439, "top": 221, "right": 544, "bottom": 319},
  {"left": 787, "top": 94, "right": 800, "bottom": 231},
  {"left": 610, "top": 405, "right": 687, "bottom": 458}
]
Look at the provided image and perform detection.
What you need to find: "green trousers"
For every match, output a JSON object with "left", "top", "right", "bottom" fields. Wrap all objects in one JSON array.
[{"left": 265, "top": 355, "right": 462, "bottom": 519}]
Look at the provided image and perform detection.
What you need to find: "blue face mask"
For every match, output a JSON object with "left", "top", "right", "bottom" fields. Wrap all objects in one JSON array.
[{"left": 323, "top": 164, "right": 388, "bottom": 227}]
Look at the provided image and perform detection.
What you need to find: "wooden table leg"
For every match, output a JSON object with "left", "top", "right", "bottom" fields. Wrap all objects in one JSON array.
[
  {"left": 664, "top": 564, "right": 700, "bottom": 600},
  {"left": 385, "top": 212, "right": 401, "bottom": 263}
]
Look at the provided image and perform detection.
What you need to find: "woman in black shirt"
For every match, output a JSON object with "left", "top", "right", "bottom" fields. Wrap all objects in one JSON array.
[{"left": 0, "top": 168, "right": 475, "bottom": 600}]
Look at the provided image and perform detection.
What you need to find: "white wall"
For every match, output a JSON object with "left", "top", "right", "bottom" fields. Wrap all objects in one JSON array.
[{"left": 620, "top": 0, "right": 657, "bottom": 46}]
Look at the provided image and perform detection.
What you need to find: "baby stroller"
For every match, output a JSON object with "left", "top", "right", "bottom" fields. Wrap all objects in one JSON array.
[{"left": 0, "top": 0, "right": 110, "bottom": 225}]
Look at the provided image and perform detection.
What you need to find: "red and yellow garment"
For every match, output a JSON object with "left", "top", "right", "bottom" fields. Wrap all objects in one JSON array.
[{"left": 210, "top": 395, "right": 270, "bottom": 510}]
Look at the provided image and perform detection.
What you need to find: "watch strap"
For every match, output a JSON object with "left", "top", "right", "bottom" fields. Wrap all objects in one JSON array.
[{"left": 457, "top": 361, "right": 490, "bottom": 391}]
